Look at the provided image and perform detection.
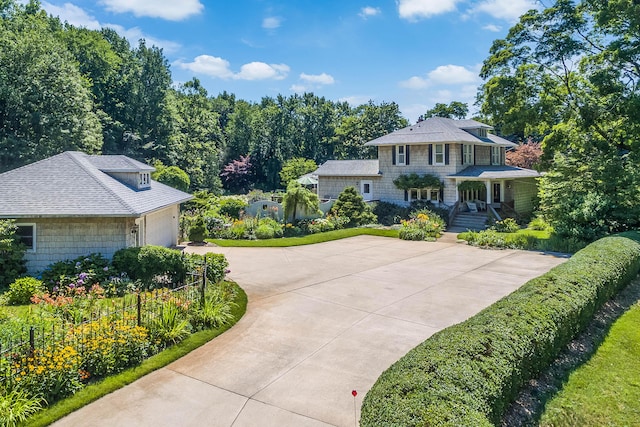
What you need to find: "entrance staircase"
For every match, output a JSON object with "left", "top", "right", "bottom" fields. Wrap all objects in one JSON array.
[{"left": 449, "top": 211, "right": 489, "bottom": 232}]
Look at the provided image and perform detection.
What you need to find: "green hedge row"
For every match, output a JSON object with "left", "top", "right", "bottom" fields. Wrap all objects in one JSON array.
[{"left": 360, "top": 232, "right": 640, "bottom": 426}]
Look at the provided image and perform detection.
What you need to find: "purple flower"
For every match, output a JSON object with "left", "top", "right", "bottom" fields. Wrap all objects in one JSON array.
[
  {"left": 53, "top": 286, "right": 59, "bottom": 292},
  {"left": 68, "top": 283, "right": 75, "bottom": 289},
  {"left": 79, "top": 272, "right": 88, "bottom": 280},
  {"left": 224, "top": 269, "right": 231, "bottom": 274},
  {"left": 75, "top": 262, "right": 81, "bottom": 269},
  {"left": 77, "top": 279, "right": 84, "bottom": 285},
  {"left": 103, "top": 267, "right": 109, "bottom": 271}
]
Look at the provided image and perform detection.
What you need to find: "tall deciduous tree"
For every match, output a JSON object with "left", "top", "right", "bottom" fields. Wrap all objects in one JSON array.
[
  {"left": 279, "top": 158, "right": 318, "bottom": 186},
  {"left": 0, "top": 3, "right": 102, "bottom": 171},
  {"left": 423, "top": 101, "right": 469, "bottom": 120},
  {"left": 479, "top": 0, "right": 640, "bottom": 239}
]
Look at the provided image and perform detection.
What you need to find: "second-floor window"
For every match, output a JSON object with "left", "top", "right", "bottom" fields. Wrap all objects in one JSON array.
[
  {"left": 463, "top": 144, "right": 473, "bottom": 165},
  {"left": 491, "top": 146, "right": 501, "bottom": 165},
  {"left": 396, "top": 145, "right": 406, "bottom": 165},
  {"left": 434, "top": 144, "right": 445, "bottom": 165}
]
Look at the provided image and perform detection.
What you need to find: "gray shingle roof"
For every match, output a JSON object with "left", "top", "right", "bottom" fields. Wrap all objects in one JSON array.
[
  {"left": 0, "top": 151, "right": 192, "bottom": 218},
  {"left": 447, "top": 165, "right": 541, "bottom": 179},
  {"left": 364, "top": 117, "right": 517, "bottom": 147},
  {"left": 314, "top": 160, "right": 381, "bottom": 177}
]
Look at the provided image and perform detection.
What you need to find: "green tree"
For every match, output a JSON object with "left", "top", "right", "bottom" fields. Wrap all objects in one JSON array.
[
  {"left": 152, "top": 162, "right": 190, "bottom": 192},
  {"left": 424, "top": 101, "right": 469, "bottom": 119},
  {"left": 0, "top": 4, "right": 102, "bottom": 171},
  {"left": 330, "top": 186, "right": 377, "bottom": 227},
  {"left": 479, "top": 0, "right": 640, "bottom": 239},
  {"left": 279, "top": 158, "right": 317, "bottom": 186},
  {"left": 169, "top": 78, "right": 223, "bottom": 192},
  {"left": 282, "top": 181, "right": 321, "bottom": 223},
  {"left": 0, "top": 219, "right": 27, "bottom": 290}
]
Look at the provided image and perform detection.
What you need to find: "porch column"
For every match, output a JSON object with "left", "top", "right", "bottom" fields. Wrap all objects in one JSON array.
[
  {"left": 455, "top": 179, "right": 460, "bottom": 202},
  {"left": 485, "top": 180, "right": 491, "bottom": 205}
]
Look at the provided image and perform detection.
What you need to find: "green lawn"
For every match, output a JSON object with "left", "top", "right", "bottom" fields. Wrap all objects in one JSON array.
[
  {"left": 539, "top": 302, "right": 640, "bottom": 426},
  {"left": 207, "top": 227, "right": 399, "bottom": 247}
]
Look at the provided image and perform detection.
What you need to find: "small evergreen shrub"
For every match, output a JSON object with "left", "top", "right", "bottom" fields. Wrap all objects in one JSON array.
[
  {"left": 6, "top": 277, "right": 44, "bottom": 305},
  {"left": 188, "top": 216, "right": 207, "bottom": 242},
  {"left": 330, "top": 186, "right": 377, "bottom": 226},
  {"left": 255, "top": 224, "right": 275, "bottom": 239},
  {"left": 361, "top": 232, "right": 640, "bottom": 426}
]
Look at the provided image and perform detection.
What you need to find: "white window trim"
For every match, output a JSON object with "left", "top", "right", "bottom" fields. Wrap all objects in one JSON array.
[
  {"left": 433, "top": 143, "right": 445, "bottom": 165},
  {"left": 491, "top": 146, "right": 501, "bottom": 165},
  {"left": 16, "top": 223, "right": 36, "bottom": 252},
  {"left": 396, "top": 145, "right": 406, "bottom": 166},
  {"left": 463, "top": 144, "right": 473, "bottom": 165}
]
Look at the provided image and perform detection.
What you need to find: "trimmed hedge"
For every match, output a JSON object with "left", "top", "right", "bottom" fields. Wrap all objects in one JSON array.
[{"left": 360, "top": 232, "right": 640, "bottom": 426}]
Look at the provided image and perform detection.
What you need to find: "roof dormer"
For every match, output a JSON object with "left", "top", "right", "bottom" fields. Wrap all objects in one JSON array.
[{"left": 87, "top": 155, "right": 155, "bottom": 190}]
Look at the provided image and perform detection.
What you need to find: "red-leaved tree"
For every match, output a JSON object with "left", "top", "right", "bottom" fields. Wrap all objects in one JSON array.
[
  {"left": 220, "top": 155, "right": 253, "bottom": 193},
  {"left": 506, "top": 141, "right": 542, "bottom": 169}
]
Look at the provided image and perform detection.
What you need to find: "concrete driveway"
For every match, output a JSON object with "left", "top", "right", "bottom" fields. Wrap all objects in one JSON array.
[{"left": 53, "top": 235, "right": 566, "bottom": 427}]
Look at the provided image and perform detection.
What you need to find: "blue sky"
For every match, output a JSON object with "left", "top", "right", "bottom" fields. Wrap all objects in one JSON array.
[{"left": 40, "top": 0, "right": 539, "bottom": 122}]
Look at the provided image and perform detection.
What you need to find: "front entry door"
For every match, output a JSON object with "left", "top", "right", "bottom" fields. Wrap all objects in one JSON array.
[
  {"left": 361, "top": 180, "right": 373, "bottom": 201},
  {"left": 493, "top": 183, "right": 501, "bottom": 203}
]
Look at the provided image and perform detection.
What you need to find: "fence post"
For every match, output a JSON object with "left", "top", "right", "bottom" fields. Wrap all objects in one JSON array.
[
  {"left": 137, "top": 292, "right": 142, "bottom": 327},
  {"left": 29, "top": 326, "right": 35, "bottom": 356},
  {"left": 201, "top": 261, "right": 207, "bottom": 308}
]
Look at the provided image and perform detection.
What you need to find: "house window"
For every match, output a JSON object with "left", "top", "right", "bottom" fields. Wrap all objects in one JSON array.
[
  {"left": 434, "top": 144, "right": 445, "bottom": 165},
  {"left": 491, "top": 146, "right": 501, "bottom": 165},
  {"left": 430, "top": 190, "right": 439, "bottom": 202},
  {"left": 463, "top": 144, "right": 473, "bottom": 165},
  {"left": 15, "top": 223, "right": 36, "bottom": 251},
  {"left": 409, "top": 189, "right": 419, "bottom": 201},
  {"left": 396, "top": 145, "right": 406, "bottom": 165},
  {"left": 138, "top": 173, "right": 151, "bottom": 188},
  {"left": 478, "top": 128, "right": 488, "bottom": 138}
]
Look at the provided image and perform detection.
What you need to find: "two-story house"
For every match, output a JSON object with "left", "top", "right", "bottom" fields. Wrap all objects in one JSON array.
[{"left": 314, "top": 117, "right": 540, "bottom": 216}]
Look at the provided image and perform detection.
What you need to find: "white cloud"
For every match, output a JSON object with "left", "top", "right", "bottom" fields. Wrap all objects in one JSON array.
[
  {"left": 176, "top": 55, "right": 234, "bottom": 78},
  {"left": 427, "top": 64, "right": 479, "bottom": 85},
  {"left": 290, "top": 84, "right": 308, "bottom": 93},
  {"left": 472, "top": 0, "right": 538, "bottom": 22},
  {"left": 397, "top": 0, "right": 461, "bottom": 21},
  {"left": 262, "top": 16, "right": 282, "bottom": 29},
  {"left": 41, "top": 2, "right": 181, "bottom": 53},
  {"left": 300, "top": 73, "right": 335, "bottom": 85},
  {"left": 359, "top": 6, "right": 381, "bottom": 19},
  {"left": 399, "top": 76, "right": 430, "bottom": 89},
  {"left": 482, "top": 23, "right": 501, "bottom": 32},
  {"left": 100, "top": 0, "right": 204, "bottom": 21},
  {"left": 176, "top": 56, "right": 289, "bottom": 81},
  {"left": 42, "top": 2, "right": 101, "bottom": 29},
  {"left": 400, "top": 64, "right": 480, "bottom": 90},
  {"left": 236, "top": 62, "right": 290, "bottom": 80},
  {"left": 339, "top": 96, "right": 372, "bottom": 106}
]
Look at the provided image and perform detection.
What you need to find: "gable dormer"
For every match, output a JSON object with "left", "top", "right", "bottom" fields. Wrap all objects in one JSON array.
[{"left": 87, "top": 155, "right": 155, "bottom": 190}]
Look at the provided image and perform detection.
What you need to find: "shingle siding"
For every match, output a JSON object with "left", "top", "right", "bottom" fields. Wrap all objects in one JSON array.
[{"left": 23, "top": 217, "right": 134, "bottom": 273}]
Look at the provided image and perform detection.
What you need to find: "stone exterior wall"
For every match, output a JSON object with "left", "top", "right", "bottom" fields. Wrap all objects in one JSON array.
[
  {"left": 513, "top": 178, "right": 538, "bottom": 214},
  {"left": 21, "top": 217, "right": 135, "bottom": 273}
]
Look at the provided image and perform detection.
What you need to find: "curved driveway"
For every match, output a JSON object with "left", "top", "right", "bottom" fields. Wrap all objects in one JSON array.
[{"left": 54, "top": 235, "right": 566, "bottom": 427}]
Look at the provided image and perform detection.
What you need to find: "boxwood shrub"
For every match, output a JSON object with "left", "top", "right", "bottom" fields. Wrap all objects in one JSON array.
[{"left": 360, "top": 232, "right": 640, "bottom": 426}]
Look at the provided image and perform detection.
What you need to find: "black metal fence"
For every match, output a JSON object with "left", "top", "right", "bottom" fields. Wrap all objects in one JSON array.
[{"left": 1, "top": 266, "right": 211, "bottom": 388}]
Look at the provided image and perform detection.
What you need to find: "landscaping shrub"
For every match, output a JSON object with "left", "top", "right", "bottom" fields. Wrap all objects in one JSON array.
[
  {"left": 330, "top": 186, "right": 377, "bottom": 226},
  {"left": 188, "top": 216, "right": 207, "bottom": 242},
  {"left": 0, "top": 220, "right": 27, "bottom": 291},
  {"left": 112, "top": 246, "right": 195, "bottom": 287},
  {"left": 6, "top": 277, "right": 44, "bottom": 305},
  {"left": 203, "top": 253, "right": 229, "bottom": 284},
  {"left": 372, "top": 201, "right": 410, "bottom": 226},
  {"left": 40, "top": 253, "right": 112, "bottom": 291},
  {"left": 189, "top": 281, "right": 238, "bottom": 330},
  {"left": 217, "top": 196, "right": 248, "bottom": 219},
  {"left": 493, "top": 217, "right": 520, "bottom": 233},
  {"left": 398, "top": 209, "right": 446, "bottom": 241},
  {"left": 528, "top": 215, "right": 552, "bottom": 231},
  {"left": 254, "top": 217, "right": 283, "bottom": 239},
  {"left": 0, "top": 389, "right": 45, "bottom": 427},
  {"left": 361, "top": 232, "right": 640, "bottom": 426},
  {"left": 410, "top": 200, "right": 449, "bottom": 223}
]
